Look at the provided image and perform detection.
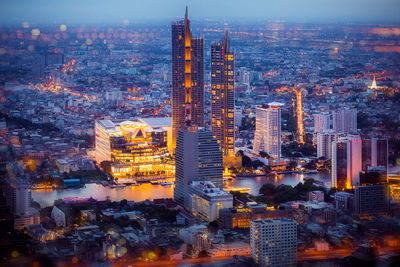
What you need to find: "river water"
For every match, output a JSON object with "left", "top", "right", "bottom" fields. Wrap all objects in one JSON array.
[{"left": 32, "top": 172, "right": 331, "bottom": 208}]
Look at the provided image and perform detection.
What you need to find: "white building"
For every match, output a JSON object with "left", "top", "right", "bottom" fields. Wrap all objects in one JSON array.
[
  {"left": 315, "top": 131, "right": 343, "bottom": 159},
  {"left": 51, "top": 206, "right": 66, "bottom": 227},
  {"left": 332, "top": 108, "right": 357, "bottom": 134},
  {"left": 308, "top": 190, "right": 325, "bottom": 202},
  {"left": 253, "top": 102, "right": 284, "bottom": 159},
  {"left": 189, "top": 181, "right": 233, "bottom": 222},
  {"left": 250, "top": 218, "right": 297, "bottom": 267},
  {"left": 332, "top": 135, "right": 362, "bottom": 189},
  {"left": 314, "top": 112, "right": 332, "bottom": 133},
  {"left": 313, "top": 108, "right": 357, "bottom": 135},
  {"left": 5, "top": 178, "right": 31, "bottom": 216},
  {"left": 235, "top": 106, "right": 243, "bottom": 127},
  {"left": 178, "top": 224, "right": 208, "bottom": 245}
]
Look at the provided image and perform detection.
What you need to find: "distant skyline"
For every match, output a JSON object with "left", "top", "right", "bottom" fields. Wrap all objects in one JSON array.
[{"left": 1, "top": 0, "right": 400, "bottom": 25}]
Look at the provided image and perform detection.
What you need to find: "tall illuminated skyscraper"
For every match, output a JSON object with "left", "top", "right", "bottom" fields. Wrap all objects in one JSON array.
[
  {"left": 331, "top": 135, "right": 362, "bottom": 189},
  {"left": 211, "top": 30, "right": 235, "bottom": 158},
  {"left": 171, "top": 7, "right": 204, "bottom": 152},
  {"left": 253, "top": 102, "right": 284, "bottom": 159}
]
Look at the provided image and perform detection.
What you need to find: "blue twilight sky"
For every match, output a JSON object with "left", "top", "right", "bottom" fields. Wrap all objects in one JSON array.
[{"left": 0, "top": 0, "right": 399, "bottom": 25}]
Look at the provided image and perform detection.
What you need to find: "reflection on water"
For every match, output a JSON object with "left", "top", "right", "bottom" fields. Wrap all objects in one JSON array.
[
  {"left": 32, "top": 172, "right": 331, "bottom": 208},
  {"left": 226, "top": 172, "right": 331, "bottom": 196},
  {"left": 32, "top": 183, "right": 174, "bottom": 208}
]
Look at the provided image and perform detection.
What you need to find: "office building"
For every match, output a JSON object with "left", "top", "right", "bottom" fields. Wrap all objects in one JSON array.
[
  {"left": 250, "top": 218, "right": 297, "bottom": 267},
  {"left": 334, "top": 191, "right": 354, "bottom": 212},
  {"left": 359, "top": 167, "right": 387, "bottom": 185},
  {"left": 315, "top": 131, "right": 342, "bottom": 159},
  {"left": 171, "top": 7, "right": 204, "bottom": 152},
  {"left": 331, "top": 135, "right": 362, "bottom": 189},
  {"left": 332, "top": 108, "right": 357, "bottom": 134},
  {"left": 314, "top": 112, "right": 332, "bottom": 133},
  {"left": 314, "top": 108, "right": 357, "bottom": 134},
  {"left": 188, "top": 181, "right": 233, "bottom": 222},
  {"left": 354, "top": 185, "right": 389, "bottom": 215},
  {"left": 4, "top": 178, "right": 31, "bottom": 216},
  {"left": 174, "top": 127, "right": 223, "bottom": 207},
  {"left": 253, "top": 102, "right": 284, "bottom": 159},
  {"left": 211, "top": 30, "right": 235, "bottom": 158},
  {"left": 94, "top": 119, "right": 174, "bottom": 179},
  {"left": 361, "top": 138, "right": 388, "bottom": 174}
]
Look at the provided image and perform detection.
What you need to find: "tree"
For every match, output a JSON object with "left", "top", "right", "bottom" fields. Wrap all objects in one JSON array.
[
  {"left": 198, "top": 250, "right": 208, "bottom": 258},
  {"left": 259, "top": 183, "right": 276, "bottom": 196}
]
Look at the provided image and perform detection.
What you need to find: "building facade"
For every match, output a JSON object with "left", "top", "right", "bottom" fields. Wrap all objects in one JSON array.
[
  {"left": 171, "top": 7, "right": 204, "bottom": 152},
  {"left": 250, "top": 219, "right": 297, "bottom": 267},
  {"left": 94, "top": 119, "right": 174, "bottom": 179},
  {"left": 5, "top": 178, "right": 31, "bottom": 216},
  {"left": 188, "top": 181, "right": 233, "bottom": 222},
  {"left": 174, "top": 127, "right": 223, "bottom": 207},
  {"left": 211, "top": 30, "right": 235, "bottom": 158},
  {"left": 331, "top": 135, "right": 362, "bottom": 189},
  {"left": 332, "top": 108, "right": 357, "bottom": 134},
  {"left": 315, "top": 131, "right": 342, "bottom": 159},
  {"left": 253, "top": 102, "right": 284, "bottom": 159},
  {"left": 354, "top": 185, "right": 389, "bottom": 215}
]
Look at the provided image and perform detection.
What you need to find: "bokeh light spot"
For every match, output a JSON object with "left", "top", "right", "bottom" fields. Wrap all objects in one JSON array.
[
  {"left": 60, "top": 24, "right": 67, "bottom": 31},
  {"left": 31, "top": 29, "right": 40, "bottom": 36}
]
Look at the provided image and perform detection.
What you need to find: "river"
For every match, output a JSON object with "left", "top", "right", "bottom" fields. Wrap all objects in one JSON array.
[{"left": 32, "top": 172, "right": 331, "bottom": 208}]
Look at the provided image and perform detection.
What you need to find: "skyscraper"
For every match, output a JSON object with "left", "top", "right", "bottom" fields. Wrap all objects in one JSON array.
[
  {"left": 332, "top": 135, "right": 362, "bottom": 189},
  {"left": 332, "top": 108, "right": 357, "bottom": 134},
  {"left": 250, "top": 218, "right": 297, "bottom": 267},
  {"left": 313, "top": 112, "right": 332, "bottom": 133},
  {"left": 211, "top": 30, "right": 235, "bottom": 158},
  {"left": 171, "top": 7, "right": 204, "bottom": 152},
  {"left": 361, "top": 138, "right": 388, "bottom": 173},
  {"left": 174, "top": 127, "right": 223, "bottom": 207},
  {"left": 316, "top": 131, "right": 342, "bottom": 159},
  {"left": 253, "top": 102, "right": 284, "bottom": 159}
]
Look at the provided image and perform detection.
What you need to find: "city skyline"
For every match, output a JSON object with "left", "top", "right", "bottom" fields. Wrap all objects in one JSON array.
[
  {"left": 1, "top": 2, "right": 400, "bottom": 266},
  {"left": 1, "top": 0, "right": 400, "bottom": 24}
]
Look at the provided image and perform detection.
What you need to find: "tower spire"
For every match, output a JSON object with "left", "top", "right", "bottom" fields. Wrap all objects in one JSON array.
[
  {"left": 185, "top": 5, "right": 188, "bottom": 20},
  {"left": 224, "top": 29, "right": 230, "bottom": 52}
]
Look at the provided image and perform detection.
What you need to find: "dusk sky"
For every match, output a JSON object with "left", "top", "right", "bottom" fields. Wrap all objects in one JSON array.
[{"left": 1, "top": 0, "right": 400, "bottom": 25}]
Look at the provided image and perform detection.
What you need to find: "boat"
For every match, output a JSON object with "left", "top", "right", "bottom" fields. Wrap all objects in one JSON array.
[
  {"left": 161, "top": 181, "right": 174, "bottom": 186},
  {"left": 150, "top": 181, "right": 159, "bottom": 185}
]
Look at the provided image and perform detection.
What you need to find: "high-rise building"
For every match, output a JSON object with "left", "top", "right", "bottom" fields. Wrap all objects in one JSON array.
[
  {"left": 253, "top": 102, "right": 284, "bottom": 159},
  {"left": 211, "top": 30, "right": 235, "bottom": 158},
  {"left": 332, "top": 135, "right": 362, "bottom": 189},
  {"left": 332, "top": 108, "right": 357, "bottom": 134},
  {"left": 354, "top": 185, "right": 389, "bottom": 215},
  {"left": 4, "top": 178, "right": 31, "bottom": 216},
  {"left": 316, "top": 131, "right": 342, "bottom": 159},
  {"left": 174, "top": 127, "right": 223, "bottom": 207},
  {"left": 314, "top": 112, "right": 332, "bottom": 133},
  {"left": 171, "top": 7, "right": 204, "bottom": 152},
  {"left": 314, "top": 108, "right": 357, "bottom": 134},
  {"left": 250, "top": 218, "right": 297, "bottom": 267},
  {"left": 361, "top": 138, "right": 388, "bottom": 174}
]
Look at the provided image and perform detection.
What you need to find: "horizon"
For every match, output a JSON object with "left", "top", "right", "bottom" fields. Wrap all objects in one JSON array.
[{"left": 1, "top": 0, "right": 400, "bottom": 25}]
